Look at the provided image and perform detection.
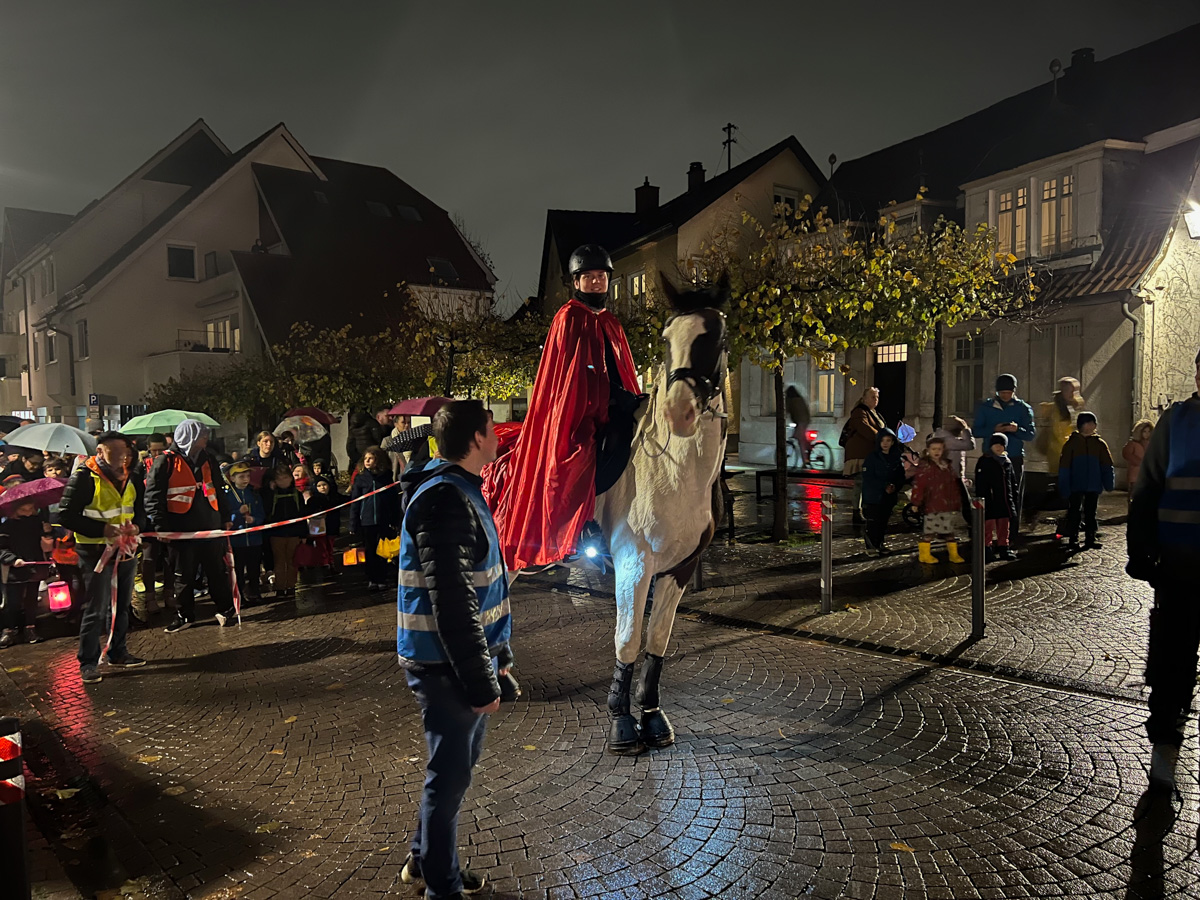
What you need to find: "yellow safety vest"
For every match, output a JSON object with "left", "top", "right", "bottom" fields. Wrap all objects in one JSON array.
[{"left": 75, "top": 458, "right": 137, "bottom": 545}]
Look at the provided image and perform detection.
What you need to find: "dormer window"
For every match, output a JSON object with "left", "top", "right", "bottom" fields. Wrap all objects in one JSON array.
[
  {"left": 427, "top": 257, "right": 459, "bottom": 282},
  {"left": 1039, "top": 173, "right": 1074, "bottom": 255},
  {"left": 996, "top": 186, "right": 1028, "bottom": 258}
]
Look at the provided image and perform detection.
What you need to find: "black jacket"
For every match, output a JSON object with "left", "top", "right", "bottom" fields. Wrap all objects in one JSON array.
[
  {"left": 0, "top": 515, "right": 50, "bottom": 581},
  {"left": 974, "top": 452, "right": 1018, "bottom": 520},
  {"left": 349, "top": 468, "right": 399, "bottom": 531},
  {"left": 306, "top": 478, "right": 344, "bottom": 536},
  {"left": 346, "top": 415, "right": 385, "bottom": 465},
  {"left": 0, "top": 460, "right": 42, "bottom": 484},
  {"left": 400, "top": 461, "right": 512, "bottom": 700},
  {"left": 261, "top": 485, "right": 308, "bottom": 538},
  {"left": 145, "top": 448, "right": 231, "bottom": 533},
  {"left": 58, "top": 461, "right": 147, "bottom": 541}
]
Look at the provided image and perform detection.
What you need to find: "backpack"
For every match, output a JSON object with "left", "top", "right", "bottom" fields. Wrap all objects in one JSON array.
[{"left": 838, "top": 415, "right": 856, "bottom": 448}]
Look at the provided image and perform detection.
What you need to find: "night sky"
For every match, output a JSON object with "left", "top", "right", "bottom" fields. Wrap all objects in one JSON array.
[{"left": 2, "top": 1, "right": 1198, "bottom": 312}]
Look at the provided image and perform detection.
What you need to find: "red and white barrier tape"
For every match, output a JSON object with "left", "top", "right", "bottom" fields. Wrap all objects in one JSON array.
[{"left": 0, "top": 729, "right": 22, "bottom": 805}]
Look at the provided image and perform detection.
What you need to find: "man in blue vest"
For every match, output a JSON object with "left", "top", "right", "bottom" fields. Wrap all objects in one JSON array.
[
  {"left": 397, "top": 400, "right": 512, "bottom": 900},
  {"left": 1128, "top": 349, "right": 1200, "bottom": 792},
  {"left": 974, "top": 373, "right": 1036, "bottom": 535}
]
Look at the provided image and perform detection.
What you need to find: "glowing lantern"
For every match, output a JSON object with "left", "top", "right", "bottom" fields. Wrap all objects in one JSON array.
[{"left": 47, "top": 581, "right": 72, "bottom": 613}]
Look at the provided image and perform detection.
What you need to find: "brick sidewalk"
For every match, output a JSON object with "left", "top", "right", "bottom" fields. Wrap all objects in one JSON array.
[{"left": 0, "top": 557, "right": 1197, "bottom": 898}]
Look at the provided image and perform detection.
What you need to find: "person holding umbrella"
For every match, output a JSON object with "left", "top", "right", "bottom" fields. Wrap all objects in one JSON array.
[
  {"left": 0, "top": 480, "right": 59, "bottom": 648},
  {"left": 146, "top": 420, "right": 237, "bottom": 633},
  {"left": 57, "top": 433, "right": 149, "bottom": 683}
]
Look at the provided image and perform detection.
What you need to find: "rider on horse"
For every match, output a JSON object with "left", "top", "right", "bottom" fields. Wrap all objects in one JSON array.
[{"left": 494, "top": 244, "right": 644, "bottom": 571}]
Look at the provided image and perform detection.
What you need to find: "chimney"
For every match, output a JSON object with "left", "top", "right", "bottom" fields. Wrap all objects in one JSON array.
[
  {"left": 1070, "top": 46, "right": 1095, "bottom": 71},
  {"left": 635, "top": 177, "right": 659, "bottom": 216},
  {"left": 687, "top": 161, "right": 706, "bottom": 192}
]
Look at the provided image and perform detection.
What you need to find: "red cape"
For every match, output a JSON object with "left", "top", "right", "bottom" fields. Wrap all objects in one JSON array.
[{"left": 493, "top": 298, "right": 640, "bottom": 569}]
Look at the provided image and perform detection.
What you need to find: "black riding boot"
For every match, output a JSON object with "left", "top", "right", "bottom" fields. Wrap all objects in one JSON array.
[
  {"left": 607, "top": 660, "right": 645, "bottom": 756},
  {"left": 634, "top": 652, "right": 675, "bottom": 748}
]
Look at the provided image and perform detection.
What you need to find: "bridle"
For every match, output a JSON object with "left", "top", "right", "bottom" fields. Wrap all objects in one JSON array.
[{"left": 665, "top": 312, "right": 728, "bottom": 419}]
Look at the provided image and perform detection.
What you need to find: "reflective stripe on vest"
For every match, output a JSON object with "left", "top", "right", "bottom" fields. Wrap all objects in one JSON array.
[
  {"left": 166, "top": 455, "right": 218, "bottom": 514},
  {"left": 1158, "top": 401, "right": 1200, "bottom": 547},
  {"left": 75, "top": 460, "right": 138, "bottom": 545},
  {"left": 396, "top": 466, "right": 511, "bottom": 665}
]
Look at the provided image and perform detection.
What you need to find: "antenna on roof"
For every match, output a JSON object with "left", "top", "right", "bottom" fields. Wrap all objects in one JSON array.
[
  {"left": 722, "top": 123, "right": 738, "bottom": 173},
  {"left": 1049, "top": 58, "right": 1063, "bottom": 99}
]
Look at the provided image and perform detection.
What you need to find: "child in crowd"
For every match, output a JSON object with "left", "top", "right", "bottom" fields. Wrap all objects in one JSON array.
[
  {"left": 305, "top": 474, "right": 343, "bottom": 577},
  {"left": 0, "top": 500, "right": 55, "bottom": 647},
  {"left": 261, "top": 464, "right": 306, "bottom": 598},
  {"left": 349, "top": 447, "right": 399, "bottom": 591},
  {"left": 1122, "top": 419, "right": 1153, "bottom": 495},
  {"left": 911, "top": 436, "right": 966, "bottom": 564},
  {"left": 292, "top": 463, "right": 314, "bottom": 497},
  {"left": 311, "top": 458, "right": 329, "bottom": 479},
  {"left": 225, "top": 462, "right": 265, "bottom": 605},
  {"left": 1057, "top": 411, "right": 1115, "bottom": 550},
  {"left": 975, "top": 434, "right": 1019, "bottom": 560},
  {"left": 861, "top": 429, "right": 906, "bottom": 557}
]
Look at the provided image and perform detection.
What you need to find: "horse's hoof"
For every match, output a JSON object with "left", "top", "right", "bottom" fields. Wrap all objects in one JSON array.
[
  {"left": 640, "top": 708, "right": 675, "bottom": 748},
  {"left": 607, "top": 714, "right": 646, "bottom": 756}
]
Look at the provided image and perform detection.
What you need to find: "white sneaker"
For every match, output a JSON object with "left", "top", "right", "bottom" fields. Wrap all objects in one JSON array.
[{"left": 1150, "top": 743, "right": 1180, "bottom": 791}]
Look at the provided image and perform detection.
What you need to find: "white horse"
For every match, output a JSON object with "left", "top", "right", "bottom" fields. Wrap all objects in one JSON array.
[{"left": 595, "top": 276, "right": 729, "bottom": 755}]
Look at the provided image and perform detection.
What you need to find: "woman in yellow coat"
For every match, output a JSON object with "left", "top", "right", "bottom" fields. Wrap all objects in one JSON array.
[{"left": 1037, "top": 376, "right": 1085, "bottom": 479}]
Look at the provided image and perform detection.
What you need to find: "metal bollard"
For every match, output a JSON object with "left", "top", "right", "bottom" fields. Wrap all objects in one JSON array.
[
  {"left": 821, "top": 491, "right": 834, "bottom": 614},
  {"left": 971, "top": 499, "right": 986, "bottom": 640},
  {"left": 0, "top": 717, "right": 30, "bottom": 900}
]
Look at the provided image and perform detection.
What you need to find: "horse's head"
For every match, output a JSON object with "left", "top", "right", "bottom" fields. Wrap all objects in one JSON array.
[{"left": 659, "top": 273, "right": 730, "bottom": 437}]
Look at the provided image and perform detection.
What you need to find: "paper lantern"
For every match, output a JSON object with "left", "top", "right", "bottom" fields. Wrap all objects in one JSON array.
[{"left": 47, "top": 580, "right": 72, "bottom": 613}]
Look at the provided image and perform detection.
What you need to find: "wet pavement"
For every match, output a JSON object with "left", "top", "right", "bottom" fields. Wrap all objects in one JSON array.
[{"left": 1, "top": 476, "right": 1197, "bottom": 899}]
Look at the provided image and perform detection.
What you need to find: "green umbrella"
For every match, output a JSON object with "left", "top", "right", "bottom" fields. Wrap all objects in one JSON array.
[{"left": 121, "top": 409, "right": 220, "bottom": 435}]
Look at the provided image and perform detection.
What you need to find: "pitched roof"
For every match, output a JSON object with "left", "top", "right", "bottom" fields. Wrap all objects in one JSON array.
[
  {"left": 1, "top": 208, "right": 75, "bottom": 274},
  {"left": 237, "top": 157, "right": 495, "bottom": 344},
  {"left": 540, "top": 135, "right": 826, "bottom": 295},
  {"left": 824, "top": 24, "right": 1200, "bottom": 217},
  {"left": 1038, "top": 137, "right": 1200, "bottom": 302}
]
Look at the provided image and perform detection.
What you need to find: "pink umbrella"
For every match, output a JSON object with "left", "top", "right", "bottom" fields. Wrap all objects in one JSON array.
[
  {"left": 388, "top": 397, "right": 452, "bottom": 417},
  {"left": 0, "top": 477, "right": 67, "bottom": 516}
]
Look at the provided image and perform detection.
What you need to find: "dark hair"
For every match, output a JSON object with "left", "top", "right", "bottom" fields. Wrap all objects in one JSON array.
[
  {"left": 433, "top": 400, "right": 490, "bottom": 462},
  {"left": 271, "top": 463, "right": 294, "bottom": 485},
  {"left": 20, "top": 447, "right": 44, "bottom": 460},
  {"left": 360, "top": 445, "right": 390, "bottom": 473},
  {"left": 148, "top": 432, "right": 168, "bottom": 446}
]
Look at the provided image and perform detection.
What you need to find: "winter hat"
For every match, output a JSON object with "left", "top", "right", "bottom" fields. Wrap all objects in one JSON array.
[
  {"left": 989, "top": 433, "right": 1009, "bottom": 451},
  {"left": 1076, "top": 411, "right": 1097, "bottom": 430},
  {"left": 995, "top": 373, "right": 1017, "bottom": 392}
]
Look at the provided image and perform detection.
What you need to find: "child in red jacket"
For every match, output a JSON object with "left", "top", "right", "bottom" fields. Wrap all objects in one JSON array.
[{"left": 910, "top": 437, "right": 965, "bottom": 564}]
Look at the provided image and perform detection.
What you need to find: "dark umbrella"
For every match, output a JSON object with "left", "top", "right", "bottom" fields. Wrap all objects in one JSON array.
[
  {"left": 388, "top": 397, "right": 453, "bottom": 417},
  {"left": 0, "top": 477, "right": 67, "bottom": 516},
  {"left": 284, "top": 407, "right": 340, "bottom": 426},
  {"left": 0, "top": 415, "right": 25, "bottom": 434}
]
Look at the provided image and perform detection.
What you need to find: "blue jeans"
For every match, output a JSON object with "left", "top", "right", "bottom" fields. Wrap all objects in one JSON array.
[
  {"left": 76, "top": 545, "right": 136, "bottom": 667},
  {"left": 406, "top": 669, "right": 489, "bottom": 900}
]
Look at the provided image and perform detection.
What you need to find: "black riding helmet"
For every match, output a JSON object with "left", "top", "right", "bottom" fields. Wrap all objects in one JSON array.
[{"left": 568, "top": 244, "right": 613, "bottom": 278}]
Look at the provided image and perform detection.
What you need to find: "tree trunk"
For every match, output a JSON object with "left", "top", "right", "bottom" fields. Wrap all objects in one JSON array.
[
  {"left": 773, "top": 369, "right": 789, "bottom": 541},
  {"left": 932, "top": 323, "right": 944, "bottom": 431}
]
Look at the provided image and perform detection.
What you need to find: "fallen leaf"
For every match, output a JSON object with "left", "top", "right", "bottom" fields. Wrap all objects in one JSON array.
[
  {"left": 270, "top": 749, "right": 284, "bottom": 755},
  {"left": 407, "top": 757, "right": 420, "bottom": 763},
  {"left": 326, "top": 682, "right": 345, "bottom": 691},
  {"left": 103, "top": 711, "right": 118, "bottom": 717},
  {"left": 255, "top": 821, "right": 282, "bottom": 834},
  {"left": 721, "top": 698, "right": 735, "bottom": 704},
  {"left": 844, "top": 604, "right": 860, "bottom": 611},
  {"left": 54, "top": 788, "right": 81, "bottom": 800},
  {"left": 378, "top": 846, "right": 390, "bottom": 852},
  {"left": 115, "top": 727, "right": 130, "bottom": 735},
  {"left": 522, "top": 745, "right": 537, "bottom": 751},
  {"left": 163, "top": 786, "right": 186, "bottom": 796},
  {"left": 353, "top": 618, "right": 366, "bottom": 624},
  {"left": 778, "top": 728, "right": 786, "bottom": 738},
  {"left": 299, "top": 849, "right": 317, "bottom": 859},
  {"left": 890, "top": 841, "right": 917, "bottom": 853},
  {"left": 137, "top": 755, "right": 162, "bottom": 764},
  {"left": 283, "top": 716, "right": 298, "bottom": 724},
  {"left": 6, "top": 666, "right": 26, "bottom": 673}
]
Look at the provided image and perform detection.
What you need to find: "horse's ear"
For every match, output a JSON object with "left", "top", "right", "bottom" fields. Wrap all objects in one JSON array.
[{"left": 659, "top": 274, "right": 682, "bottom": 311}]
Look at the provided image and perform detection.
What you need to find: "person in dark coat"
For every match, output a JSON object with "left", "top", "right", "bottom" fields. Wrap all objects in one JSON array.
[
  {"left": 1057, "top": 411, "right": 1115, "bottom": 550},
  {"left": 0, "top": 499, "right": 54, "bottom": 647},
  {"left": 261, "top": 464, "right": 307, "bottom": 597},
  {"left": 346, "top": 411, "right": 386, "bottom": 469},
  {"left": 349, "top": 446, "right": 400, "bottom": 591},
  {"left": 974, "top": 434, "right": 1019, "bottom": 560},
  {"left": 224, "top": 461, "right": 265, "bottom": 604},
  {"left": 246, "top": 431, "right": 294, "bottom": 472},
  {"left": 305, "top": 474, "right": 343, "bottom": 573},
  {"left": 841, "top": 388, "right": 887, "bottom": 523},
  {"left": 860, "top": 427, "right": 905, "bottom": 556},
  {"left": 0, "top": 448, "right": 44, "bottom": 484},
  {"left": 146, "top": 420, "right": 236, "bottom": 632}
]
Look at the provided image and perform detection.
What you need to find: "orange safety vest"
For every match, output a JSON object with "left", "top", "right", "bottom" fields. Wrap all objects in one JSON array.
[{"left": 166, "top": 454, "right": 219, "bottom": 515}]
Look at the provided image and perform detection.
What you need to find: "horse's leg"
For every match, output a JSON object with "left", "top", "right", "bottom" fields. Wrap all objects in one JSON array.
[
  {"left": 607, "top": 555, "right": 651, "bottom": 756},
  {"left": 635, "top": 573, "right": 689, "bottom": 748}
]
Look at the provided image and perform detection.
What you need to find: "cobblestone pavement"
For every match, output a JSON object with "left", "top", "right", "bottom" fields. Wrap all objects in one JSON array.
[{"left": 1, "top": 552, "right": 1198, "bottom": 899}]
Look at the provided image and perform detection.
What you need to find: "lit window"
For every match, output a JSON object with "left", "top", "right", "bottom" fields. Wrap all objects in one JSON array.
[
  {"left": 815, "top": 370, "right": 835, "bottom": 414},
  {"left": 167, "top": 245, "right": 196, "bottom": 279},
  {"left": 996, "top": 187, "right": 1028, "bottom": 257},
  {"left": 629, "top": 272, "right": 646, "bottom": 300},
  {"left": 365, "top": 200, "right": 392, "bottom": 217},
  {"left": 1040, "top": 173, "right": 1074, "bottom": 255},
  {"left": 875, "top": 344, "right": 908, "bottom": 364},
  {"left": 427, "top": 258, "right": 459, "bottom": 282},
  {"left": 205, "top": 314, "right": 241, "bottom": 352}
]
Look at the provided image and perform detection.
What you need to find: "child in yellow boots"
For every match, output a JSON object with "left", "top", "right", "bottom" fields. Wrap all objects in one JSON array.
[{"left": 911, "top": 436, "right": 966, "bottom": 564}]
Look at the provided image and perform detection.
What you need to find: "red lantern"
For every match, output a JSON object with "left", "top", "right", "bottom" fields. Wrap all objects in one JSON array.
[{"left": 47, "top": 580, "right": 72, "bottom": 613}]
